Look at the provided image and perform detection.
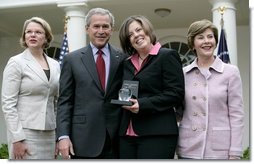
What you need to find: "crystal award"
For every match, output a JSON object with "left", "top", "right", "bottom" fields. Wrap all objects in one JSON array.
[
  {"left": 118, "top": 84, "right": 132, "bottom": 101},
  {"left": 111, "top": 80, "right": 139, "bottom": 106}
]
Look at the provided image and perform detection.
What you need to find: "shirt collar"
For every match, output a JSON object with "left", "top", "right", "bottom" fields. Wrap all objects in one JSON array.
[
  {"left": 184, "top": 56, "right": 224, "bottom": 73},
  {"left": 210, "top": 56, "right": 224, "bottom": 73},
  {"left": 128, "top": 42, "right": 161, "bottom": 60},
  {"left": 90, "top": 42, "right": 109, "bottom": 56},
  {"left": 150, "top": 42, "right": 161, "bottom": 55}
]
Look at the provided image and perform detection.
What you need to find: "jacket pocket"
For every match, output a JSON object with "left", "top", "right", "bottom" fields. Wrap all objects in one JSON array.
[
  {"left": 178, "top": 125, "right": 195, "bottom": 149},
  {"left": 212, "top": 127, "right": 230, "bottom": 150}
]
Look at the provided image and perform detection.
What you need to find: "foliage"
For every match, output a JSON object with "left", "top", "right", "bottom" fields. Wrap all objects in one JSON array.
[
  {"left": 241, "top": 147, "right": 250, "bottom": 160},
  {"left": 0, "top": 143, "right": 8, "bottom": 159}
]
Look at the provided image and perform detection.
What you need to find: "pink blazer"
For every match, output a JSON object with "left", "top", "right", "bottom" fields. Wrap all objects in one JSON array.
[{"left": 177, "top": 56, "right": 244, "bottom": 159}]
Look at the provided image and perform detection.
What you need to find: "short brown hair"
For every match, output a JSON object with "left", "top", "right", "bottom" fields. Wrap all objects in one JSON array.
[
  {"left": 85, "top": 8, "right": 115, "bottom": 28},
  {"left": 187, "top": 19, "right": 218, "bottom": 51},
  {"left": 119, "top": 15, "right": 156, "bottom": 55}
]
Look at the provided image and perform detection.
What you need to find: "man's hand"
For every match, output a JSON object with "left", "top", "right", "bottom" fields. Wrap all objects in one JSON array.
[{"left": 57, "top": 138, "right": 75, "bottom": 159}]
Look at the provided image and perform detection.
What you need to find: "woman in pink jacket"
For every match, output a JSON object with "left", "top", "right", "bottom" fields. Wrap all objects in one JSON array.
[{"left": 177, "top": 19, "right": 244, "bottom": 159}]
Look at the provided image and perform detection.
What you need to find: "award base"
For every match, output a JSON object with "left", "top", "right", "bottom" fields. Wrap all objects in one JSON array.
[{"left": 110, "top": 99, "right": 132, "bottom": 106}]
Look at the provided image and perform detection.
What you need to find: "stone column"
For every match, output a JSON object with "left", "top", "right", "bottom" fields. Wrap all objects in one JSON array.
[
  {"left": 250, "top": 0, "right": 254, "bottom": 79},
  {"left": 57, "top": 0, "right": 87, "bottom": 52}
]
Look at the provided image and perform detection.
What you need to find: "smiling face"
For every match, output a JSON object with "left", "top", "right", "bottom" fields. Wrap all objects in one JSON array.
[
  {"left": 128, "top": 21, "right": 151, "bottom": 53},
  {"left": 86, "top": 14, "right": 113, "bottom": 49},
  {"left": 193, "top": 28, "right": 217, "bottom": 59},
  {"left": 24, "top": 22, "right": 46, "bottom": 50}
]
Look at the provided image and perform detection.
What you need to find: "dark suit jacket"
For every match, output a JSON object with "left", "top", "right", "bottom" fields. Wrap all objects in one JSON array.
[
  {"left": 119, "top": 48, "right": 185, "bottom": 136},
  {"left": 56, "top": 44, "right": 126, "bottom": 157}
]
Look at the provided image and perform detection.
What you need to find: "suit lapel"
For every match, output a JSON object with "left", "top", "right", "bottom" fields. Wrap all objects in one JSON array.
[
  {"left": 125, "top": 60, "right": 136, "bottom": 79},
  {"left": 46, "top": 55, "right": 59, "bottom": 84},
  {"left": 80, "top": 46, "right": 103, "bottom": 91},
  {"left": 106, "top": 46, "right": 121, "bottom": 92},
  {"left": 23, "top": 49, "right": 49, "bottom": 85}
]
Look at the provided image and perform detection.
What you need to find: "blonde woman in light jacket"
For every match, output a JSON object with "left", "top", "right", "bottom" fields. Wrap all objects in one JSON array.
[
  {"left": 177, "top": 19, "right": 244, "bottom": 159},
  {"left": 1, "top": 17, "right": 60, "bottom": 159}
]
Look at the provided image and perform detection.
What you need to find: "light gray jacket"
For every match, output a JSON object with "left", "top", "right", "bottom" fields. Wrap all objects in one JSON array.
[{"left": 1, "top": 48, "right": 60, "bottom": 143}]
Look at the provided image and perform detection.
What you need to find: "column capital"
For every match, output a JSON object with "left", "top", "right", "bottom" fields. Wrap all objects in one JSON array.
[
  {"left": 250, "top": 0, "right": 254, "bottom": 9},
  {"left": 209, "top": 0, "right": 238, "bottom": 11},
  {"left": 57, "top": 0, "right": 87, "bottom": 8},
  {"left": 57, "top": 0, "right": 88, "bottom": 18},
  {"left": 209, "top": 0, "right": 238, "bottom": 5}
]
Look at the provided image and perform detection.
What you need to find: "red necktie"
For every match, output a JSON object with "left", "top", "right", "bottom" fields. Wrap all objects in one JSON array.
[{"left": 96, "top": 49, "right": 105, "bottom": 90}]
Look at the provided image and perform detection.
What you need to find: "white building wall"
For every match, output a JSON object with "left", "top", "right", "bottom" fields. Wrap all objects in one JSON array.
[
  {"left": 0, "top": 37, "right": 22, "bottom": 143},
  {"left": 236, "top": 26, "right": 250, "bottom": 151}
]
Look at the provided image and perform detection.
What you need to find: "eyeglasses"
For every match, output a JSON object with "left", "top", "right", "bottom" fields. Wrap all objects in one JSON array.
[{"left": 25, "top": 30, "right": 45, "bottom": 36}]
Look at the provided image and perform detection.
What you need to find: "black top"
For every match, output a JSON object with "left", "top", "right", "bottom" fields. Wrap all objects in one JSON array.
[{"left": 43, "top": 69, "right": 50, "bottom": 80}]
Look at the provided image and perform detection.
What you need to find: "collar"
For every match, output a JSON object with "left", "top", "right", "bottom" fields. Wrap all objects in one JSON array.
[
  {"left": 128, "top": 42, "right": 161, "bottom": 60},
  {"left": 90, "top": 42, "right": 109, "bottom": 55},
  {"left": 184, "top": 56, "right": 224, "bottom": 73}
]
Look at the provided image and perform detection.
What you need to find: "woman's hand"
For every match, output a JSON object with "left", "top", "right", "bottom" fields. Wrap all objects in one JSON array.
[
  {"left": 13, "top": 140, "right": 30, "bottom": 159},
  {"left": 122, "top": 98, "right": 139, "bottom": 114}
]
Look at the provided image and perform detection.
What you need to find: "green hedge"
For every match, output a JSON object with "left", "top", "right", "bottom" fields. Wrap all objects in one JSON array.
[
  {"left": 0, "top": 143, "right": 8, "bottom": 159},
  {"left": 241, "top": 147, "right": 250, "bottom": 160}
]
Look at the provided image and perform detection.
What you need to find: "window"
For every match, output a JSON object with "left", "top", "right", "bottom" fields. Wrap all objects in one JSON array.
[
  {"left": 162, "top": 41, "right": 195, "bottom": 67},
  {"left": 44, "top": 47, "right": 60, "bottom": 60}
]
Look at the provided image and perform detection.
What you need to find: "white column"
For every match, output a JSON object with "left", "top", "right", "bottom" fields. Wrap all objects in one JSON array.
[
  {"left": 57, "top": 0, "right": 87, "bottom": 52},
  {"left": 250, "top": 0, "right": 254, "bottom": 93},
  {"left": 209, "top": 0, "right": 238, "bottom": 65}
]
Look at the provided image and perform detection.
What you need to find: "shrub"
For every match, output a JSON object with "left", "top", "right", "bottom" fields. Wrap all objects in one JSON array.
[
  {"left": 0, "top": 143, "right": 8, "bottom": 159},
  {"left": 241, "top": 147, "right": 250, "bottom": 160}
]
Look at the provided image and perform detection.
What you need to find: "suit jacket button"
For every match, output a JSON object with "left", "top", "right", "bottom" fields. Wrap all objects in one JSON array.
[
  {"left": 192, "top": 126, "right": 197, "bottom": 131},
  {"left": 193, "top": 112, "right": 198, "bottom": 116}
]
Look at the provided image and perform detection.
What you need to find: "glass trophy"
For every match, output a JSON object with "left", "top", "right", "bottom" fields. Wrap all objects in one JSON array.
[
  {"left": 111, "top": 80, "right": 139, "bottom": 106},
  {"left": 118, "top": 84, "right": 132, "bottom": 101}
]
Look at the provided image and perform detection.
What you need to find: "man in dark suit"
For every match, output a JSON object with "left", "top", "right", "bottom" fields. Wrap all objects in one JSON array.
[{"left": 56, "top": 8, "right": 126, "bottom": 159}]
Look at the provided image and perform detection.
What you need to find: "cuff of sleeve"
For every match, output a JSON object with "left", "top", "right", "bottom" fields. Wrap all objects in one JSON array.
[{"left": 58, "top": 135, "right": 69, "bottom": 141}]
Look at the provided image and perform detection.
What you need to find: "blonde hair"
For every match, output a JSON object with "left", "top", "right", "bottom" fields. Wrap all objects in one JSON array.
[{"left": 20, "top": 17, "right": 53, "bottom": 49}]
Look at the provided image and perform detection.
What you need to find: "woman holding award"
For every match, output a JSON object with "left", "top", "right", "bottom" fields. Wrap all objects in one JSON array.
[{"left": 118, "top": 15, "right": 185, "bottom": 159}]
